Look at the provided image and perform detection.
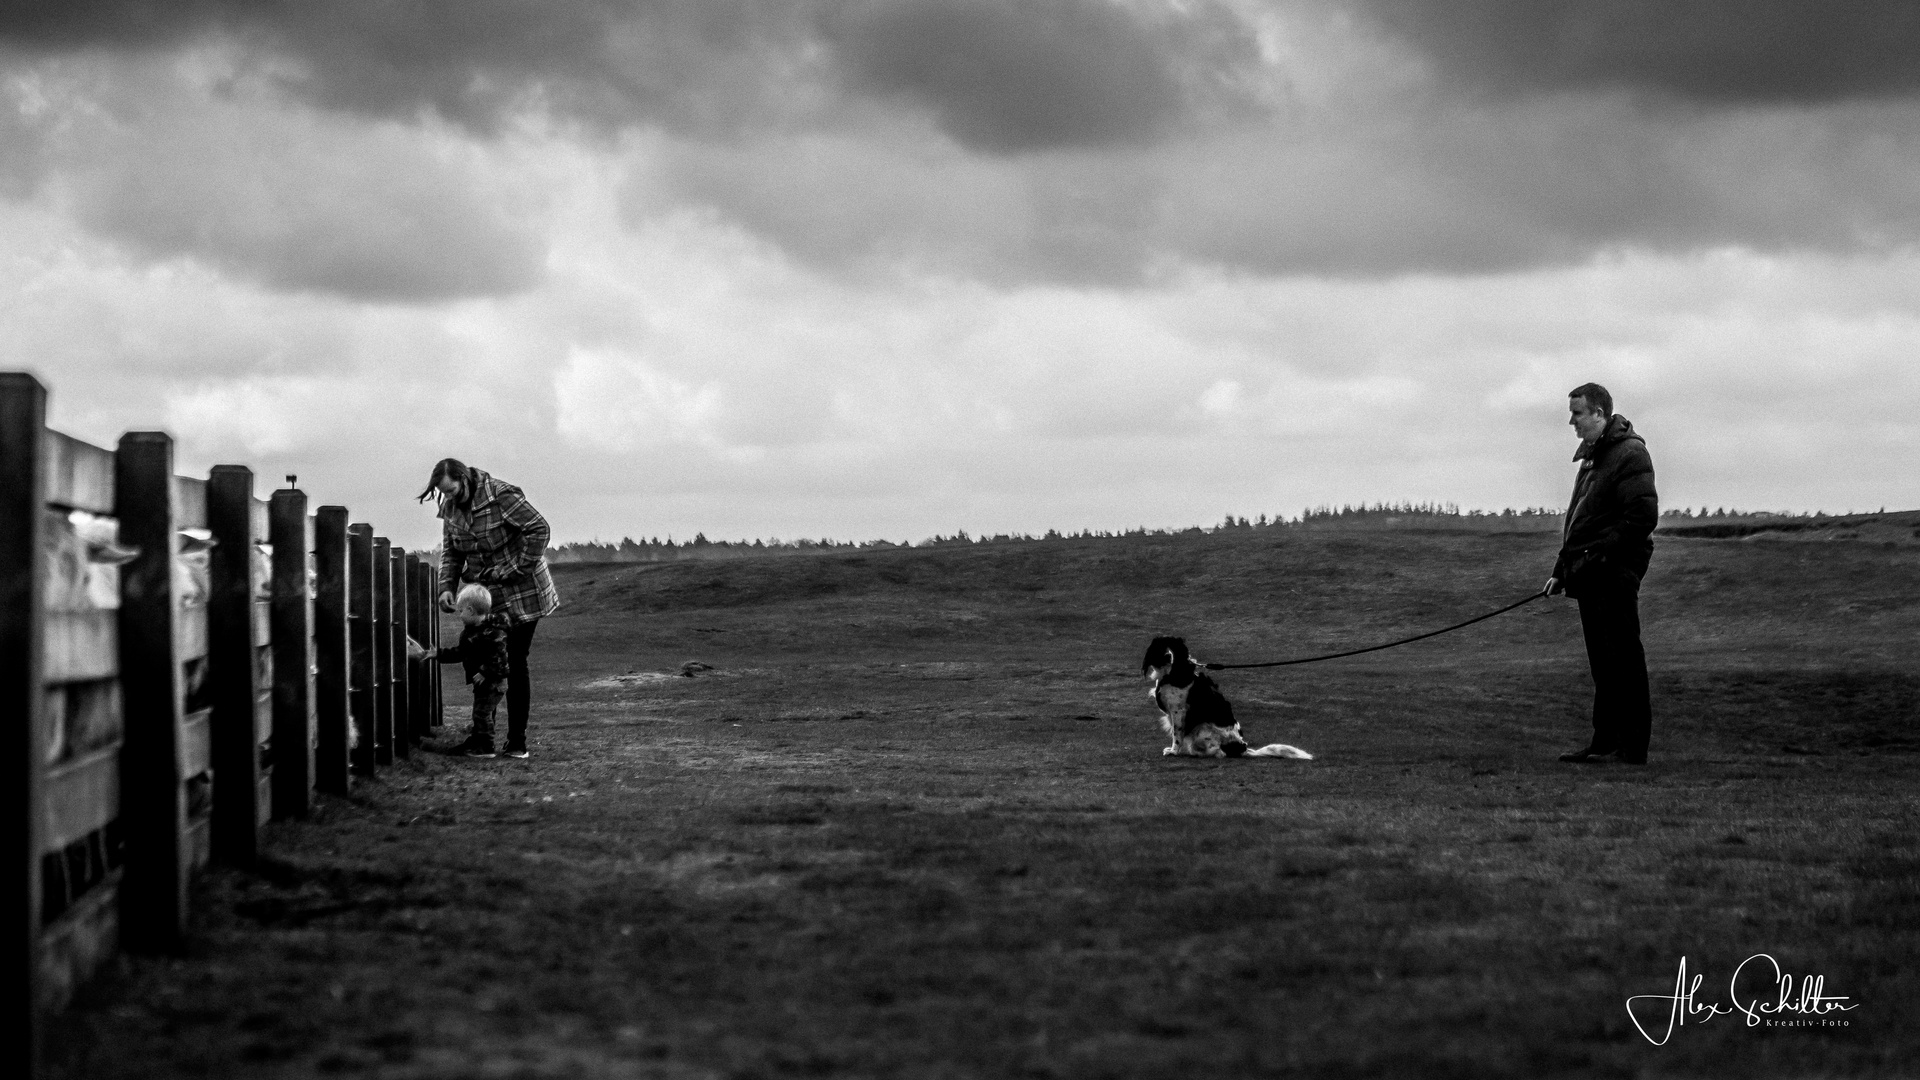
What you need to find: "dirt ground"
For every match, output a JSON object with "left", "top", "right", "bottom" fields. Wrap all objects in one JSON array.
[{"left": 45, "top": 521, "right": 1920, "bottom": 1078}]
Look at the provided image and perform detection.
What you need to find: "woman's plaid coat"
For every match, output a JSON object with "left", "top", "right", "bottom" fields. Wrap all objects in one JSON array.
[{"left": 437, "top": 467, "right": 559, "bottom": 623}]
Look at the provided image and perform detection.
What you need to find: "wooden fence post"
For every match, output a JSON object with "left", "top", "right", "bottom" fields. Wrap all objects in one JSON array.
[
  {"left": 312, "top": 508, "right": 351, "bottom": 794},
  {"left": 404, "top": 554, "right": 426, "bottom": 743},
  {"left": 348, "top": 525, "right": 376, "bottom": 775},
  {"left": 115, "top": 433, "right": 189, "bottom": 953},
  {"left": 2, "top": 374, "right": 48, "bottom": 1075},
  {"left": 389, "top": 548, "right": 410, "bottom": 760},
  {"left": 269, "top": 487, "right": 313, "bottom": 818},
  {"left": 372, "top": 537, "right": 394, "bottom": 766},
  {"left": 206, "top": 466, "right": 264, "bottom": 867},
  {"left": 428, "top": 551, "right": 443, "bottom": 733}
]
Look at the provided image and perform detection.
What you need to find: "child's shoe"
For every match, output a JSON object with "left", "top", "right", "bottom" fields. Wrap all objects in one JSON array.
[{"left": 459, "top": 735, "right": 498, "bottom": 758}]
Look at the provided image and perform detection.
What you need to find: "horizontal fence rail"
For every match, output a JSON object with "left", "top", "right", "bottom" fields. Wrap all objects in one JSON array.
[{"left": 4, "top": 373, "right": 444, "bottom": 1078}]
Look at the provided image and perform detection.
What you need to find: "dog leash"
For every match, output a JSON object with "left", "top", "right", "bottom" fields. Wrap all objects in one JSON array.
[{"left": 1204, "top": 590, "right": 1547, "bottom": 670}]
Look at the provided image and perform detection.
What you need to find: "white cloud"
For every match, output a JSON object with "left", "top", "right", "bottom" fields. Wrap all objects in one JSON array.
[
  {"left": 552, "top": 345, "right": 728, "bottom": 454},
  {"left": 1200, "top": 378, "right": 1241, "bottom": 414},
  {"left": 163, "top": 381, "right": 305, "bottom": 456}
]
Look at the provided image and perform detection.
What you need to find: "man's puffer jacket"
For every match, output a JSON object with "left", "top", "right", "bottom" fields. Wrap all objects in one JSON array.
[{"left": 1554, "top": 414, "right": 1658, "bottom": 596}]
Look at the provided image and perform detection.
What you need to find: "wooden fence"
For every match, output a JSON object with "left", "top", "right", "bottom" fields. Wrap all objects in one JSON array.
[{"left": 4, "top": 373, "right": 445, "bottom": 1075}]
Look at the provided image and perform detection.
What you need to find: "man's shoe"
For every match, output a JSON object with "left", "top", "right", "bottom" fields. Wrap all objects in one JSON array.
[
  {"left": 460, "top": 737, "right": 498, "bottom": 758},
  {"left": 502, "top": 745, "right": 529, "bottom": 760},
  {"left": 1617, "top": 752, "right": 1647, "bottom": 765},
  {"left": 1559, "top": 747, "right": 1613, "bottom": 763}
]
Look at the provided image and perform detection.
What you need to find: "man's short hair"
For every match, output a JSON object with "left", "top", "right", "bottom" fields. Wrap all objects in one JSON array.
[
  {"left": 456, "top": 583, "right": 493, "bottom": 614},
  {"left": 1568, "top": 382, "right": 1613, "bottom": 416}
]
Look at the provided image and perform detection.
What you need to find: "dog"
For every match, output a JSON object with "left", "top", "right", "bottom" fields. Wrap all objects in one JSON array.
[{"left": 1141, "top": 636, "right": 1312, "bottom": 759}]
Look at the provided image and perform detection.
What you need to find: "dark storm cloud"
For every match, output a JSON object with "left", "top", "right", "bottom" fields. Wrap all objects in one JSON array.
[
  {"left": 1353, "top": 0, "right": 1920, "bottom": 103},
  {"left": 0, "top": 0, "right": 205, "bottom": 49},
  {"left": 0, "top": 0, "right": 804, "bottom": 135},
  {"left": 0, "top": 0, "right": 1253, "bottom": 148},
  {"left": 75, "top": 161, "right": 548, "bottom": 303},
  {"left": 819, "top": 0, "right": 1227, "bottom": 153}
]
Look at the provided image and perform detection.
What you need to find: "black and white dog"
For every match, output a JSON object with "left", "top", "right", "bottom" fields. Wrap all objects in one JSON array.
[{"left": 1141, "top": 636, "right": 1312, "bottom": 759}]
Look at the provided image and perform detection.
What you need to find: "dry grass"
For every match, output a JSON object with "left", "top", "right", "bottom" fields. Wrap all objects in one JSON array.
[{"left": 47, "top": 524, "right": 1920, "bottom": 1078}]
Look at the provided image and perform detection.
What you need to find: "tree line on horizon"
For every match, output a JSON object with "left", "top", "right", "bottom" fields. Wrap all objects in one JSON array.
[{"left": 546, "top": 502, "right": 1847, "bottom": 564}]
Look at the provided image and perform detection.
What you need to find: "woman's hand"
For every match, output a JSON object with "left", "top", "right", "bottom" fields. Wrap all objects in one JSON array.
[{"left": 438, "top": 590, "right": 456, "bottom": 612}]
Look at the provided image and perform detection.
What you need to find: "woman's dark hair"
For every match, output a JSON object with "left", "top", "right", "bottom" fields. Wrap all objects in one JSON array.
[{"left": 417, "top": 458, "right": 474, "bottom": 507}]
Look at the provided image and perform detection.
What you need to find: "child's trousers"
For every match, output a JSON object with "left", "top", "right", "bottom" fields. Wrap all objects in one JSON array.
[{"left": 469, "top": 682, "right": 504, "bottom": 745}]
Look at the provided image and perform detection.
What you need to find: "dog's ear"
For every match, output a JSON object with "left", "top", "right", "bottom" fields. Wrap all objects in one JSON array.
[
  {"left": 1142, "top": 636, "right": 1183, "bottom": 674},
  {"left": 1142, "top": 637, "right": 1170, "bottom": 674}
]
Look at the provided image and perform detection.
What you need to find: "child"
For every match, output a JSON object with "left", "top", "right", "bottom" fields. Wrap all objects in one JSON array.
[{"left": 425, "top": 583, "right": 513, "bottom": 758}]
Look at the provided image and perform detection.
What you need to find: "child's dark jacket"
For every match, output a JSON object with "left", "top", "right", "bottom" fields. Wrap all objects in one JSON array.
[{"left": 436, "top": 615, "right": 511, "bottom": 685}]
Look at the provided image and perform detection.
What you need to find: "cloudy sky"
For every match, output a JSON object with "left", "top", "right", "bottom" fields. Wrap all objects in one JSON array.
[{"left": 4, "top": 1, "right": 1917, "bottom": 549}]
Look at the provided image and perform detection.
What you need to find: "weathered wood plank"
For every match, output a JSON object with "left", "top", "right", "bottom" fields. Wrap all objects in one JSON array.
[
  {"left": 49, "top": 679, "right": 123, "bottom": 762},
  {"left": 255, "top": 691, "right": 273, "bottom": 746},
  {"left": 253, "top": 600, "right": 272, "bottom": 646},
  {"left": 178, "top": 603, "right": 208, "bottom": 662},
  {"left": 184, "top": 816, "right": 209, "bottom": 873},
  {"left": 180, "top": 709, "right": 211, "bottom": 782},
  {"left": 43, "top": 610, "right": 117, "bottom": 683},
  {"left": 248, "top": 500, "right": 269, "bottom": 548},
  {"left": 43, "top": 747, "right": 117, "bottom": 853},
  {"left": 40, "top": 429, "right": 115, "bottom": 514},
  {"left": 35, "top": 866, "right": 120, "bottom": 1016},
  {"left": 172, "top": 476, "right": 206, "bottom": 531}
]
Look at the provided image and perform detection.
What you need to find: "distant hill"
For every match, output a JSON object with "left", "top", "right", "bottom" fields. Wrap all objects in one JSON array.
[
  {"left": 549, "top": 503, "right": 1559, "bottom": 565},
  {"left": 548, "top": 504, "right": 1919, "bottom": 564},
  {"left": 1657, "top": 508, "right": 1920, "bottom": 541}
]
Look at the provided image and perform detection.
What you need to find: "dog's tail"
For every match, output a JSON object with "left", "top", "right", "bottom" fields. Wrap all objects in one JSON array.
[{"left": 1244, "top": 743, "right": 1313, "bottom": 760}]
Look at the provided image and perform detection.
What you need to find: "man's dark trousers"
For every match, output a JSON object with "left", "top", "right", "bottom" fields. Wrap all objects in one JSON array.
[{"left": 1576, "top": 584, "right": 1651, "bottom": 759}]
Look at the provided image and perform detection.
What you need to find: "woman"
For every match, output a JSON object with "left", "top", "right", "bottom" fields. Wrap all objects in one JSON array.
[{"left": 419, "top": 458, "right": 559, "bottom": 759}]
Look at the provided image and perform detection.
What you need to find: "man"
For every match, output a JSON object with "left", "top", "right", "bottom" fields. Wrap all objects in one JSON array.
[{"left": 1544, "top": 383, "right": 1658, "bottom": 764}]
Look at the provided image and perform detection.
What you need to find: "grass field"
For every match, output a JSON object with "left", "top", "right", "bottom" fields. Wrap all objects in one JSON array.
[{"left": 47, "top": 517, "right": 1920, "bottom": 1079}]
